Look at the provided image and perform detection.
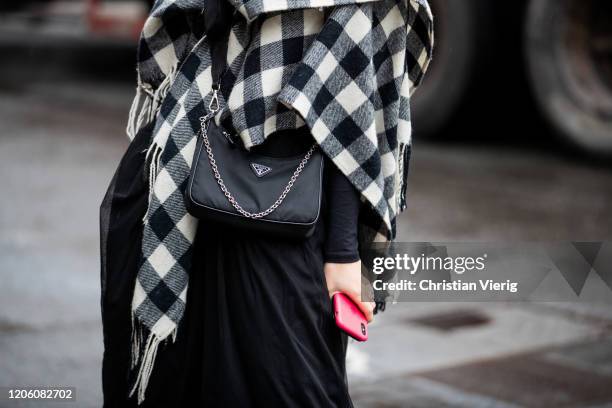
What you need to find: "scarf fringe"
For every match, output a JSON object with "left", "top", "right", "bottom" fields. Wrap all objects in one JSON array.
[
  {"left": 142, "top": 142, "right": 164, "bottom": 223},
  {"left": 398, "top": 143, "right": 411, "bottom": 212},
  {"left": 126, "top": 66, "right": 177, "bottom": 141},
  {"left": 125, "top": 67, "right": 178, "bottom": 222},
  {"left": 126, "top": 83, "right": 152, "bottom": 141},
  {"left": 129, "top": 318, "right": 177, "bottom": 405}
]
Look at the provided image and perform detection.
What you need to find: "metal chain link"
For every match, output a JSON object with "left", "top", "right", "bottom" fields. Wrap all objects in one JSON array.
[{"left": 199, "top": 114, "right": 316, "bottom": 219}]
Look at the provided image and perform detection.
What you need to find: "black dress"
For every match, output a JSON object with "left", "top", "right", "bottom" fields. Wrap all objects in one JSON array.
[{"left": 100, "top": 2, "right": 361, "bottom": 406}]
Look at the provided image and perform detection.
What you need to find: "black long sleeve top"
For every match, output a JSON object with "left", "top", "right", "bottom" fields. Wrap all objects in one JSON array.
[{"left": 205, "top": 0, "right": 361, "bottom": 263}]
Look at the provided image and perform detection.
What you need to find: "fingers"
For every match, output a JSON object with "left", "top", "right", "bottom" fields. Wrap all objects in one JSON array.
[
  {"left": 361, "top": 301, "right": 375, "bottom": 323},
  {"left": 345, "top": 292, "right": 375, "bottom": 323}
]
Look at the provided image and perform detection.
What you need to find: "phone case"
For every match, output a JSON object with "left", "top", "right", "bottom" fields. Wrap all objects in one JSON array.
[{"left": 333, "top": 293, "right": 368, "bottom": 342}]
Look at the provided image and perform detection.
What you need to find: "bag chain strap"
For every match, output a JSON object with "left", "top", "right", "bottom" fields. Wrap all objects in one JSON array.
[{"left": 199, "top": 93, "right": 316, "bottom": 219}]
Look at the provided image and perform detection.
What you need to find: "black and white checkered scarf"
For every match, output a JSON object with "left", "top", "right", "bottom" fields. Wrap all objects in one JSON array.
[{"left": 127, "top": 0, "right": 433, "bottom": 402}]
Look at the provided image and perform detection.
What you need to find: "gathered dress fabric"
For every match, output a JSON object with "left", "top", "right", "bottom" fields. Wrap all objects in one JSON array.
[{"left": 134, "top": 174, "right": 353, "bottom": 407}]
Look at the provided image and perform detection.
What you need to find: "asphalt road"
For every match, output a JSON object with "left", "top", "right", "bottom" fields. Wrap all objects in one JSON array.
[{"left": 1, "top": 73, "right": 612, "bottom": 407}]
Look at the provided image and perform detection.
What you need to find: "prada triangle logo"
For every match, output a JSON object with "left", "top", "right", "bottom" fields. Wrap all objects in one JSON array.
[{"left": 250, "top": 162, "right": 272, "bottom": 178}]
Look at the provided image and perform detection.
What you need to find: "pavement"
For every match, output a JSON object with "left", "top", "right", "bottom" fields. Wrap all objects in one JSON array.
[{"left": 1, "top": 62, "right": 612, "bottom": 406}]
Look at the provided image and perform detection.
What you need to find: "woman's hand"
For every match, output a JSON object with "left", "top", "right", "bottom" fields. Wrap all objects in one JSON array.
[{"left": 324, "top": 261, "right": 375, "bottom": 323}]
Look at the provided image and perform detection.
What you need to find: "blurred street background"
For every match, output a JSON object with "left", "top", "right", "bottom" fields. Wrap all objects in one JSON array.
[{"left": 1, "top": 1, "right": 611, "bottom": 407}]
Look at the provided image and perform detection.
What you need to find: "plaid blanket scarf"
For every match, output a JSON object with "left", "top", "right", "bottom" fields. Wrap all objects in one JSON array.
[{"left": 127, "top": 0, "right": 433, "bottom": 402}]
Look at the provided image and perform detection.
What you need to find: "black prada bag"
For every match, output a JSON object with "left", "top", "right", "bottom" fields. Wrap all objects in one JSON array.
[{"left": 184, "top": 29, "right": 323, "bottom": 239}]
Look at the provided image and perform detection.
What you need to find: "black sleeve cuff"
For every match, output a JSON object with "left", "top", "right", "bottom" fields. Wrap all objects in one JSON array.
[{"left": 323, "top": 251, "right": 361, "bottom": 264}]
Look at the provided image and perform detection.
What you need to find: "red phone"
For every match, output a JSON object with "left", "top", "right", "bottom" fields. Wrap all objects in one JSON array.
[{"left": 333, "top": 292, "right": 368, "bottom": 342}]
